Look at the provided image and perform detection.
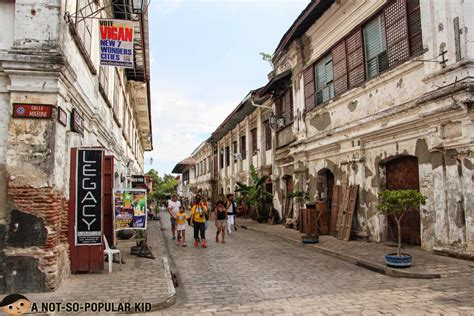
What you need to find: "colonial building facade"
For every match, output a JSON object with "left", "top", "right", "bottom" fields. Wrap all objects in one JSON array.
[
  {"left": 208, "top": 91, "right": 274, "bottom": 198},
  {"left": 171, "top": 0, "right": 472, "bottom": 254},
  {"left": 0, "top": 0, "right": 152, "bottom": 292},
  {"left": 264, "top": 0, "right": 473, "bottom": 252}
]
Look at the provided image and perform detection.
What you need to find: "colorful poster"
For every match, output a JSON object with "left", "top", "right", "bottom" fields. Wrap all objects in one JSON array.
[
  {"left": 99, "top": 19, "right": 134, "bottom": 68},
  {"left": 113, "top": 189, "right": 147, "bottom": 230}
]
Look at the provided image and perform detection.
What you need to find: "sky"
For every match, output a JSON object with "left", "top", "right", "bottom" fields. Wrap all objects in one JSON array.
[{"left": 144, "top": 0, "right": 310, "bottom": 176}]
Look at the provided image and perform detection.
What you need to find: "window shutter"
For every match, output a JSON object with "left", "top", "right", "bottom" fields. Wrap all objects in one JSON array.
[
  {"left": 265, "top": 123, "right": 272, "bottom": 150},
  {"left": 407, "top": 0, "right": 423, "bottom": 55},
  {"left": 346, "top": 28, "right": 365, "bottom": 88},
  {"left": 332, "top": 40, "right": 348, "bottom": 96},
  {"left": 303, "top": 65, "right": 315, "bottom": 112},
  {"left": 384, "top": 0, "right": 410, "bottom": 67}
]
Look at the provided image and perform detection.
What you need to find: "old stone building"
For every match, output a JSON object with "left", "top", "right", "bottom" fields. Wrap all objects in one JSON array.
[
  {"left": 172, "top": 141, "right": 213, "bottom": 204},
  {"left": 0, "top": 0, "right": 152, "bottom": 292},
  {"left": 262, "top": 0, "right": 473, "bottom": 253},
  {"left": 208, "top": 90, "right": 274, "bottom": 199}
]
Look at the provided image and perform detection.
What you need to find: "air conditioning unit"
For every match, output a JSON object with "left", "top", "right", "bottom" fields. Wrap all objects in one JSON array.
[{"left": 276, "top": 118, "right": 285, "bottom": 128}]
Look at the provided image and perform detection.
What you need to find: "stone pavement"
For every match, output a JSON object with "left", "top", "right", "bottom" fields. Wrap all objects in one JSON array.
[
  {"left": 156, "top": 212, "right": 474, "bottom": 315},
  {"left": 238, "top": 218, "right": 474, "bottom": 279},
  {"left": 26, "top": 220, "right": 176, "bottom": 314}
]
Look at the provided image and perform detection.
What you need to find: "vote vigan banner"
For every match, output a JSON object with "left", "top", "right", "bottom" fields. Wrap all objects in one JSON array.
[{"left": 99, "top": 19, "right": 134, "bottom": 68}]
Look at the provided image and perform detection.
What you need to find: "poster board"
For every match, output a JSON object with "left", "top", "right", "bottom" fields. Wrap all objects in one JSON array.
[
  {"left": 99, "top": 19, "right": 135, "bottom": 68},
  {"left": 113, "top": 189, "right": 147, "bottom": 230}
]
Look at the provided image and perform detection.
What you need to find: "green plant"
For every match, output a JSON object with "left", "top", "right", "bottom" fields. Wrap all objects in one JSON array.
[
  {"left": 288, "top": 191, "right": 309, "bottom": 203},
  {"left": 377, "top": 189, "right": 426, "bottom": 257},
  {"left": 235, "top": 165, "right": 273, "bottom": 220}
]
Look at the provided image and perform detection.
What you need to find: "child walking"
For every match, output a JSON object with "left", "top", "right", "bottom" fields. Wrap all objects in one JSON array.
[
  {"left": 175, "top": 206, "right": 187, "bottom": 247},
  {"left": 214, "top": 200, "right": 227, "bottom": 243}
]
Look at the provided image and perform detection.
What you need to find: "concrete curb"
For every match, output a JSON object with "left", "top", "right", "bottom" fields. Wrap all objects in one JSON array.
[
  {"left": 241, "top": 224, "right": 441, "bottom": 279},
  {"left": 137, "top": 219, "right": 177, "bottom": 313}
]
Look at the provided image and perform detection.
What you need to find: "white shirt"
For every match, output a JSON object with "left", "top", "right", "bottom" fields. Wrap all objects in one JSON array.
[{"left": 168, "top": 200, "right": 181, "bottom": 217}]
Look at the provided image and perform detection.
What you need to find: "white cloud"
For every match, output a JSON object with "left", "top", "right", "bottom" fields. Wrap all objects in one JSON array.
[{"left": 145, "top": 87, "right": 238, "bottom": 175}]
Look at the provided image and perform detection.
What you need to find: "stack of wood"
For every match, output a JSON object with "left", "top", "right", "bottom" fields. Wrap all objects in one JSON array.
[{"left": 330, "top": 185, "right": 359, "bottom": 241}]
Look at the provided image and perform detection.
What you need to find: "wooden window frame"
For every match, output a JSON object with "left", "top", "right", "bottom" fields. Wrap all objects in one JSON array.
[
  {"left": 225, "top": 146, "right": 230, "bottom": 167},
  {"left": 315, "top": 54, "right": 335, "bottom": 105},
  {"left": 276, "top": 88, "right": 293, "bottom": 130},
  {"left": 233, "top": 141, "right": 238, "bottom": 162},
  {"left": 240, "top": 136, "right": 247, "bottom": 160},
  {"left": 251, "top": 128, "right": 258, "bottom": 155},
  {"left": 265, "top": 122, "right": 272, "bottom": 151},
  {"left": 302, "top": 0, "right": 423, "bottom": 114},
  {"left": 219, "top": 148, "right": 224, "bottom": 169}
]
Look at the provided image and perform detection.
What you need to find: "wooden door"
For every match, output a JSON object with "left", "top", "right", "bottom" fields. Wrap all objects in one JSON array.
[
  {"left": 284, "top": 176, "right": 293, "bottom": 219},
  {"left": 103, "top": 156, "right": 114, "bottom": 245},
  {"left": 69, "top": 148, "right": 104, "bottom": 273},
  {"left": 385, "top": 156, "right": 420, "bottom": 245}
]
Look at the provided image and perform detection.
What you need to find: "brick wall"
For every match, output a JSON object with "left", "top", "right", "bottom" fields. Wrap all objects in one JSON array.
[{"left": 4, "top": 182, "right": 70, "bottom": 291}]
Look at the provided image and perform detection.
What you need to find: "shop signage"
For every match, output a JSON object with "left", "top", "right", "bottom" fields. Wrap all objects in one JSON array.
[
  {"left": 58, "top": 107, "right": 67, "bottom": 126},
  {"left": 99, "top": 19, "right": 134, "bottom": 68},
  {"left": 131, "top": 175, "right": 145, "bottom": 188},
  {"left": 113, "top": 189, "right": 147, "bottom": 230},
  {"left": 71, "top": 109, "right": 84, "bottom": 135},
  {"left": 76, "top": 149, "right": 103, "bottom": 245},
  {"left": 12, "top": 104, "right": 53, "bottom": 119}
]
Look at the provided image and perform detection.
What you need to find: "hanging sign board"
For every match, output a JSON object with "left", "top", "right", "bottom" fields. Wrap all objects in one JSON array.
[
  {"left": 75, "top": 149, "right": 103, "bottom": 245},
  {"left": 113, "top": 189, "right": 147, "bottom": 230},
  {"left": 12, "top": 104, "right": 53, "bottom": 119},
  {"left": 99, "top": 19, "right": 134, "bottom": 68},
  {"left": 71, "top": 109, "right": 84, "bottom": 135},
  {"left": 131, "top": 175, "right": 145, "bottom": 188}
]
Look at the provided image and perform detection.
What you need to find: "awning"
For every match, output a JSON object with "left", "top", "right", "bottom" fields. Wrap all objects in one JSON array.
[
  {"left": 171, "top": 157, "right": 196, "bottom": 174},
  {"left": 259, "top": 69, "right": 292, "bottom": 96}
]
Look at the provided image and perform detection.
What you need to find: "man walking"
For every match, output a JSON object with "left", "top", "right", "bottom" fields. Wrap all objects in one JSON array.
[
  {"left": 225, "top": 194, "right": 237, "bottom": 235},
  {"left": 167, "top": 194, "right": 181, "bottom": 240}
]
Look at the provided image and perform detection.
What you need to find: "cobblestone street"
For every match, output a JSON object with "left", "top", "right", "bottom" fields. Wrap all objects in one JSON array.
[{"left": 158, "top": 213, "right": 474, "bottom": 315}]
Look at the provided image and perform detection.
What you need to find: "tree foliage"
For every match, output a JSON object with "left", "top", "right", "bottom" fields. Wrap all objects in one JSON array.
[
  {"left": 234, "top": 165, "right": 272, "bottom": 219},
  {"left": 377, "top": 189, "right": 426, "bottom": 256},
  {"left": 146, "top": 169, "right": 178, "bottom": 207}
]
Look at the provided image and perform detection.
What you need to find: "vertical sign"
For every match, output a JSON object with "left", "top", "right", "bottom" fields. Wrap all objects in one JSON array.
[
  {"left": 99, "top": 19, "right": 134, "bottom": 68},
  {"left": 76, "top": 149, "right": 103, "bottom": 245}
]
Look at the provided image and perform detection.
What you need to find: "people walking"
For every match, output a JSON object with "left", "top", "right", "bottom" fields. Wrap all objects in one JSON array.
[
  {"left": 190, "top": 195, "right": 208, "bottom": 248},
  {"left": 167, "top": 194, "right": 181, "bottom": 240},
  {"left": 175, "top": 206, "right": 188, "bottom": 247},
  {"left": 226, "top": 194, "right": 237, "bottom": 234},
  {"left": 214, "top": 200, "right": 227, "bottom": 243}
]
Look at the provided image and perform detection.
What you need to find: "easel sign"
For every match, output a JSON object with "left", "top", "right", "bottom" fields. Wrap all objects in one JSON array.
[{"left": 113, "top": 189, "right": 147, "bottom": 231}]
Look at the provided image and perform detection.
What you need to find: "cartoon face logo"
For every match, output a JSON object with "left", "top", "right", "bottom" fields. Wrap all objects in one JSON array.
[{"left": 0, "top": 294, "right": 31, "bottom": 315}]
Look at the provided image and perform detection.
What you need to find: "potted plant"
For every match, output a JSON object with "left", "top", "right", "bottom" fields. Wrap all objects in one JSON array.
[
  {"left": 235, "top": 165, "right": 272, "bottom": 223},
  {"left": 377, "top": 189, "right": 426, "bottom": 268}
]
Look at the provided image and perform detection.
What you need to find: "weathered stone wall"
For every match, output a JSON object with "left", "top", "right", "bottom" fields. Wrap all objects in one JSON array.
[
  {"left": 0, "top": 0, "right": 150, "bottom": 293},
  {"left": 270, "top": 0, "right": 474, "bottom": 251}
]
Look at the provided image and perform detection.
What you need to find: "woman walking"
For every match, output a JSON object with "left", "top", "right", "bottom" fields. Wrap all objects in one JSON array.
[
  {"left": 214, "top": 200, "right": 227, "bottom": 243},
  {"left": 190, "top": 195, "right": 208, "bottom": 248}
]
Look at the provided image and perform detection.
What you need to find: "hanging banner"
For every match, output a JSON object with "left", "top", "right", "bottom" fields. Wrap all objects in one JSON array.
[
  {"left": 76, "top": 149, "right": 103, "bottom": 245},
  {"left": 113, "top": 189, "right": 147, "bottom": 230},
  {"left": 99, "top": 19, "right": 134, "bottom": 68}
]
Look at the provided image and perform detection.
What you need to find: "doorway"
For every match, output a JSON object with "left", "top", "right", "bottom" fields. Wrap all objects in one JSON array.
[
  {"left": 283, "top": 176, "right": 293, "bottom": 219},
  {"left": 317, "top": 169, "right": 334, "bottom": 235},
  {"left": 384, "top": 156, "right": 421, "bottom": 245}
]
